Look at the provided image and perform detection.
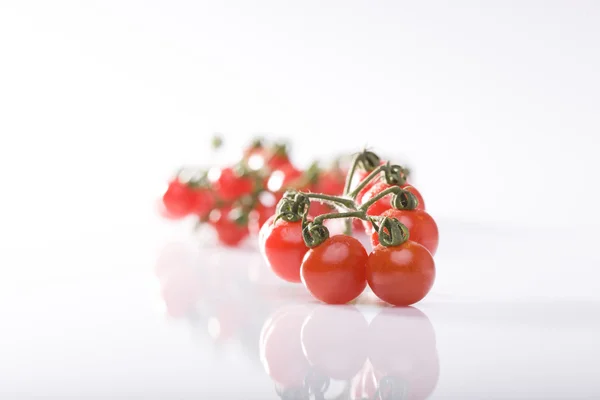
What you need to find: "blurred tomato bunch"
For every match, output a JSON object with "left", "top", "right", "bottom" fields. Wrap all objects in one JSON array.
[{"left": 159, "top": 136, "right": 347, "bottom": 247}]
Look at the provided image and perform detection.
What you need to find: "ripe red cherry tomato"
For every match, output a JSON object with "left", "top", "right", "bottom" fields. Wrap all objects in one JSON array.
[
  {"left": 162, "top": 179, "right": 194, "bottom": 218},
  {"left": 261, "top": 218, "right": 309, "bottom": 283},
  {"left": 367, "top": 241, "right": 435, "bottom": 306},
  {"left": 259, "top": 305, "right": 313, "bottom": 389},
  {"left": 190, "top": 188, "right": 215, "bottom": 218},
  {"left": 371, "top": 208, "right": 439, "bottom": 255},
  {"left": 212, "top": 167, "right": 254, "bottom": 201},
  {"left": 313, "top": 170, "right": 345, "bottom": 196},
  {"left": 307, "top": 200, "right": 333, "bottom": 217},
  {"left": 368, "top": 307, "right": 439, "bottom": 400},
  {"left": 301, "top": 305, "right": 369, "bottom": 380},
  {"left": 361, "top": 181, "right": 425, "bottom": 218},
  {"left": 209, "top": 207, "right": 249, "bottom": 247},
  {"left": 248, "top": 203, "right": 276, "bottom": 236},
  {"left": 258, "top": 214, "right": 276, "bottom": 252},
  {"left": 301, "top": 235, "right": 368, "bottom": 304}
]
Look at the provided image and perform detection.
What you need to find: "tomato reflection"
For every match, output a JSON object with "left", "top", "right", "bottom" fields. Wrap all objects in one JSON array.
[
  {"left": 301, "top": 306, "right": 369, "bottom": 380},
  {"left": 368, "top": 307, "right": 439, "bottom": 400},
  {"left": 260, "top": 305, "right": 439, "bottom": 400},
  {"left": 260, "top": 304, "right": 315, "bottom": 395}
]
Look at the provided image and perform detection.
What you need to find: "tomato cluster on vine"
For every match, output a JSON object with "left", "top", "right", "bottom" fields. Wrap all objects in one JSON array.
[
  {"left": 160, "top": 137, "right": 348, "bottom": 247},
  {"left": 260, "top": 150, "right": 439, "bottom": 306}
]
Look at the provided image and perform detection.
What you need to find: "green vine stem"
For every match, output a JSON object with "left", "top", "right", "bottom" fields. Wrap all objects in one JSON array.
[
  {"left": 358, "top": 186, "right": 404, "bottom": 211},
  {"left": 347, "top": 164, "right": 386, "bottom": 199},
  {"left": 348, "top": 162, "right": 408, "bottom": 199},
  {"left": 313, "top": 211, "right": 366, "bottom": 226},
  {"left": 343, "top": 150, "right": 381, "bottom": 195},
  {"left": 375, "top": 217, "right": 410, "bottom": 247},
  {"left": 304, "top": 193, "right": 357, "bottom": 210}
]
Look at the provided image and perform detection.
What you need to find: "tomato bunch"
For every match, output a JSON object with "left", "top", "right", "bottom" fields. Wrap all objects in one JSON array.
[
  {"left": 260, "top": 150, "right": 439, "bottom": 306},
  {"left": 160, "top": 137, "right": 347, "bottom": 247}
]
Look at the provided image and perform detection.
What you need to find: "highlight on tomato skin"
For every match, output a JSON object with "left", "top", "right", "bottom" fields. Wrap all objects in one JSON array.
[
  {"left": 301, "top": 305, "right": 369, "bottom": 381},
  {"left": 366, "top": 241, "right": 436, "bottom": 307},
  {"left": 367, "top": 307, "right": 440, "bottom": 400},
  {"left": 300, "top": 235, "right": 368, "bottom": 305},
  {"left": 371, "top": 208, "right": 439, "bottom": 256}
]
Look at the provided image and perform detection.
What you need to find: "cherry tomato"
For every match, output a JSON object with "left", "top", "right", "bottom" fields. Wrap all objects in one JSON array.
[
  {"left": 190, "top": 188, "right": 215, "bottom": 218},
  {"left": 367, "top": 241, "right": 435, "bottom": 306},
  {"left": 258, "top": 214, "right": 277, "bottom": 253},
  {"left": 368, "top": 307, "right": 439, "bottom": 400},
  {"left": 301, "top": 305, "right": 369, "bottom": 380},
  {"left": 265, "top": 145, "right": 292, "bottom": 171},
  {"left": 371, "top": 208, "right": 439, "bottom": 255},
  {"left": 267, "top": 164, "right": 304, "bottom": 194},
  {"left": 212, "top": 167, "right": 254, "bottom": 201},
  {"left": 353, "top": 218, "right": 366, "bottom": 232},
  {"left": 261, "top": 218, "right": 309, "bottom": 283},
  {"left": 313, "top": 170, "right": 345, "bottom": 196},
  {"left": 259, "top": 305, "right": 313, "bottom": 388},
  {"left": 209, "top": 207, "right": 249, "bottom": 247},
  {"left": 301, "top": 235, "right": 368, "bottom": 304},
  {"left": 307, "top": 200, "right": 333, "bottom": 217},
  {"left": 162, "top": 179, "right": 194, "bottom": 218},
  {"left": 248, "top": 203, "right": 276, "bottom": 236},
  {"left": 361, "top": 181, "right": 425, "bottom": 218}
]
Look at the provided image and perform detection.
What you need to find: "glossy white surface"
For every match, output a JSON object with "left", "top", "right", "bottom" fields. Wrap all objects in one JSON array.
[{"left": 2, "top": 217, "right": 599, "bottom": 399}]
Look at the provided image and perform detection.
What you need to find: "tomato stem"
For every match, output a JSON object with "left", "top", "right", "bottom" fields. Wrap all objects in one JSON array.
[
  {"left": 343, "top": 154, "right": 361, "bottom": 195},
  {"left": 358, "top": 186, "right": 404, "bottom": 211},
  {"left": 313, "top": 211, "right": 366, "bottom": 226},
  {"left": 304, "top": 193, "right": 356, "bottom": 210},
  {"left": 375, "top": 217, "right": 410, "bottom": 247},
  {"left": 348, "top": 164, "right": 387, "bottom": 198},
  {"left": 343, "top": 150, "right": 381, "bottom": 195}
]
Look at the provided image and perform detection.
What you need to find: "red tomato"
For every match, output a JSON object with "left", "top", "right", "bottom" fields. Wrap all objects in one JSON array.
[
  {"left": 308, "top": 200, "right": 333, "bottom": 217},
  {"left": 353, "top": 218, "right": 366, "bottom": 232},
  {"left": 267, "top": 154, "right": 292, "bottom": 171},
  {"left": 361, "top": 182, "right": 425, "bottom": 218},
  {"left": 212, "top": 167, "right": 254, "bottom": 201},
  {"left": 313, "top": 170, "right": 345, "bottom": 195},
  {"left": 367, "top": 241, "right": 435, "bottom": 306},
  {"left": 267, "top": 164, "right": 303, "bottom": 193},
  {"left": 300, "top": 235, "right": 368, "bottom": 304},
  {"left": 258, "top": 214, "right": 276, "bottom": 253},
  {"left": 261, "top": 218, "right": 309, "bottom": 283},
  {"left": 190, "top": 188, "right": 215, "bottom": 218},
  {"left": 371, "top": 208, "right": 439, "bottom": 255},
  {"left": 209, "top": 207, "right": 249, "bottom": 247},
  {"left": 368, "top": 307, "right": 439, "bottom": 400},
  {"left": 301, "top": 305, "right": 369, "bottom": 380},
  {"left": 248, "top": 203, "right": 276, "bottom": 236},
  {"left": 162, "top": 179, "right": 194, "bottom": 218},
  {"left": 259, "top": 305, "right": 313, "bottom": 388}
]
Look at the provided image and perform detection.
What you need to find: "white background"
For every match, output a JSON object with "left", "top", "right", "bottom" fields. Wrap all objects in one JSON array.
[
  {"left": 1, "top": 0, "right": 599, "bottom": 235},
  {"left": 1, "top": 2, "right": 600, "bottom": 398}
]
